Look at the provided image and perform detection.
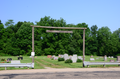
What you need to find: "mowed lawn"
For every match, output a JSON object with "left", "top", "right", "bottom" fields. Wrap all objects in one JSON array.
[{"left": 0, "top": 56, "right": 119, "bottom": 70}]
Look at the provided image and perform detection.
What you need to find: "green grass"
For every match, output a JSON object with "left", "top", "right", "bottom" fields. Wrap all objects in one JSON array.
[
  {"left": 35, "top": 56, "right": 82, "bottom": 68},
  {"left": 0, "top": 56, "right": 119, "bottom": 70},
  {"left": 84, "top": 56, "right": 117, "bottom": 62}
]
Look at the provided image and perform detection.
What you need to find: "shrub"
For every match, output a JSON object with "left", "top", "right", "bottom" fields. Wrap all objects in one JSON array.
[
  {"left": 58, "top": 58, "right": 64, "bottom": 61},
  {"left": 65, "top": 59, "right": 72, "bottom": 63},
  {"left": 77, "top": 59, "right": 83, "bottom": 63},
  {"left": 1, "top": 58, "right": 5, "bottom": 61}
]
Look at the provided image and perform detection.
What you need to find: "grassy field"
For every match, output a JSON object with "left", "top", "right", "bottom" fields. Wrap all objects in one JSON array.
[{"left": 0, "top": 56, "right": 119, "bottom": 70}]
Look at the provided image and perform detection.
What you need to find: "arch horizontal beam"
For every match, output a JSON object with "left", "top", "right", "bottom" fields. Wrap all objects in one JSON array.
[
  {"left": 31, "top": 25, "right": 87, "bottom": 30},
  {"left": 46, "top": 30, "right": 73, "bottom": 33}
]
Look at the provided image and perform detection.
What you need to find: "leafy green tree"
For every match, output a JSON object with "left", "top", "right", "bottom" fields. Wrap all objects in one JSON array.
[
  {"left": 5, "top": 20, "right": 14, "bottom": 27},
  {"left": 88, "top": 25, "right": 98, "bottom": 55},
  {"left": 16, "top": 22, "right": 34, "bottom": 55},
  {"left": 97, "top": 26, "right": 112, "bottom": 55}
]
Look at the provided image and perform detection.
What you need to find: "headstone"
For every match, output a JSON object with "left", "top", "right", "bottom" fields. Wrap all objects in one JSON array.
[
  {"left": 91, "top": 55, "right": 93, "bottom": 57},
  {"left": 71, "top": 55, "right": 77, "bottom": 63},
  {"left": 90, "top": 58, "right": 95, "bottom": 61},
  {"left": 69, "top": 55, "right": 72, "bottom": 59},
  {"left": 47, "top": 55, "right": 52, "bottom": 58},
  {"left": 7, "top": 58, "right": 12, "bottom": 61},
  {"left": 64, "top": 54, "right": 69, "bottom": 60},
  {"left": 99, "top": 56, "right": 103, "bottom": 58},
  {"left": 18, "top": 57, "right": 23, "bottom": 60},
  {"left": 11, "top": 60, "right": 21, "bottom": 68},
  {"left": 96, "top": 58, "right": 99, "bottom": 59},
  {"left": 111, "top": 56, "right": 114, "bottom": 58},
  {"left": 104, "top": 55, "right": 107, "bottom": 61},
  {"left": 117, "top": 56, "right": 120, "bottom": 62},
  {"left": 110, "top": 60, "right": 115, "bottom": 62},
  {"left": 6, "top": 60, "right": 9, "bottom": 63},
  {"left": 51, "top": 55, "right": 55, "bottom": 59},
  {"left": 58, "top": 54, "right": 61, "bottom": 57},
  {"left": 11, "top": 60, "right": 20, "bottom": 63},
  {"left": 58, "top": 54, "right": 64, "bottom": 58},
  {"left": 78, "top": 56, "right": 83, "bottom": 60},
  {"left": 52, "top": 55, "right": 55, "bottom": 58},
  {"left": 73, "top": 54, "right": 77, "bottom": 57},
  {"left": 54, "top": 57, "right": 58, "bottom": 60},
  {"left": 60, "top": 55, "right": 64, "bottom": 58},
  {"left": 108, "top": 56, "right": 110, "bottom": 58}
]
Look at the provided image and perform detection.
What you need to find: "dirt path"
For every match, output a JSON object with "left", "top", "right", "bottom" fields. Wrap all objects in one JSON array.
[
  {"left": 40, "top": 59, "right": 64, "bottom": 68},
  {"left": 35, "top": 60, "right": 52, "bottom": 69}
]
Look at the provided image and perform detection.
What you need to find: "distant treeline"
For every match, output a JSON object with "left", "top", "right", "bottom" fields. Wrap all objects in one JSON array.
[{"left": 0, "top": 16, "right": 120, "bottom": 56}]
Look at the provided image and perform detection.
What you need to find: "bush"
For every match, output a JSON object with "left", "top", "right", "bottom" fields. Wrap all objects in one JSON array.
[
  {"left": 77, "top": 59, "right": 83, "bottom": 63},
  {"left": 58, "top": 58, "right": 64, "bottom": 61},
  {"left": 65, "top": 59, "right": 72, "bottom": 63},
  {"left": 1, "top": 58, "right": 5, "bottom": 61}
]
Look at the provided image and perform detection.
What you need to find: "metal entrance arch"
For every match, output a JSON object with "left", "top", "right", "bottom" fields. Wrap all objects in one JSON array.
[{"left": 31, "top": 25, "right": 87, "bottom": 67}]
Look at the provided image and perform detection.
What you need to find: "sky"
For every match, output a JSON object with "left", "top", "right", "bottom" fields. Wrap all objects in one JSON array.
[{"left": 0, "top": 0, "right": 120, "bottom": 32}]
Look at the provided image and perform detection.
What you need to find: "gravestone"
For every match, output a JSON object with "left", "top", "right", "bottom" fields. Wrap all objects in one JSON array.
[
  {"left": 18, "top": 57, "right": 23, "bottom": 60},
  {"left": 60, "top": 55, "right": 64, "bottom": 58},
  {"left": 110, "top": 60, "right": 115, "bottom": 62},
  {"left": 111, "top": 56, "right": 114, "bottom": 58},
  {"left": 69, "top": 55, "right": 72, "bottom": 59},
  {"left": 90, "top": 58, "right": 95, "bottom": 61},
  {"left": 51, "top": 55, "right": 55, "bottom": 59},
  {"left": 73, "top": 54, "right": 77, "bottom": 56},
  {"left": 104, "top": 55, "right": 107, "bottom": 61},
  {"left": 11, "top": 60, "right": 20, "bottom": 63},
  {"left": 96, "top": 58, "right": 99, "bottom": 59},
  {"left": 7, "top": 58, "right": 12, "bottom": 61},
  {"left": 91, "top": 55, "right": 93, "bottom": 57},
  {"left": 47, "top": 55, "right": 52, "bottom": 58},
  {"left": 11, "top": 60, "right": 21, "bottom": 68},
  {"left": 117, "top": 56, "right": 120, "bottom": 62},
  {"left": 64, "top": 54, "right": 69, "bottom": 60},
  {"left": 78, "top": 56, "right": 83, "bottom": 60},
  {"left": 71, "top": 54, "right": 77, "bottom": 63},
  {"left": 54, "top": 57, "right": 58, "bottom": 60},
  {"left": 58, "top": 54, "right": 64, "bottom": 58},
  {"left": 58, "top": 54, "right": 61, "bottom": 57},
  {"left": 108, "top": 56, "right": 110, "bottom": 58}
]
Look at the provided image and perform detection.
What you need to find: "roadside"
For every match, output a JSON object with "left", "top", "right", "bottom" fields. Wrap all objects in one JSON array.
[{"left": 0, "top": 67, "right": 120, "bottom": 75}]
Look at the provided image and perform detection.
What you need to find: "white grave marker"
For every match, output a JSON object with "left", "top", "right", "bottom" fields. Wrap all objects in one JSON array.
[
  {"left": 11, "top": 60, "right": 21, "bottom": 68},
  {"left": 64, "top": 54, "right": 69, "bottom": 60},
  {"left": 78, "top": 56, "right": 83, "bottom": 60},
  {"left": 90, "top": 58, "right": 95, "bottom": 61},
  {"left": 71, "top": 54, "right": 77, "bottom": 63}
]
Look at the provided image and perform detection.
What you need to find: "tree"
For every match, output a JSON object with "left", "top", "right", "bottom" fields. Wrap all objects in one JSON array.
[
  {"left": 88, "top": 25, "right": 98, "bottom": 55},
  {"left": 5, "top": 20, "right": 14, "bottom": 27},
  {"left": 0, "top": 20, "right": 4, "bottom": 31},
  {"left": 16, "top": 22, "right": 34, "bottom": 55},
  {"left": 97, "top": 26, "right": 112, "bottom": 55}
]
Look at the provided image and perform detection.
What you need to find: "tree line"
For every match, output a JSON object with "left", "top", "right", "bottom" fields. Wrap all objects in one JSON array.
[{"left": 0, "top": 16, "right": 120, "bottom": 57}]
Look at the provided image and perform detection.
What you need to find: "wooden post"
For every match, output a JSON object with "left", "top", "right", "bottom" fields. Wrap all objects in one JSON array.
[
  {"left": 83, "top": 29, "right": 85, "bottom": 67},
  {"left": 31, "top": 25, "right": 87, "bottom": 68},
  {"left": 32, "top": 26, "right": 34, "bottom": 64}
]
